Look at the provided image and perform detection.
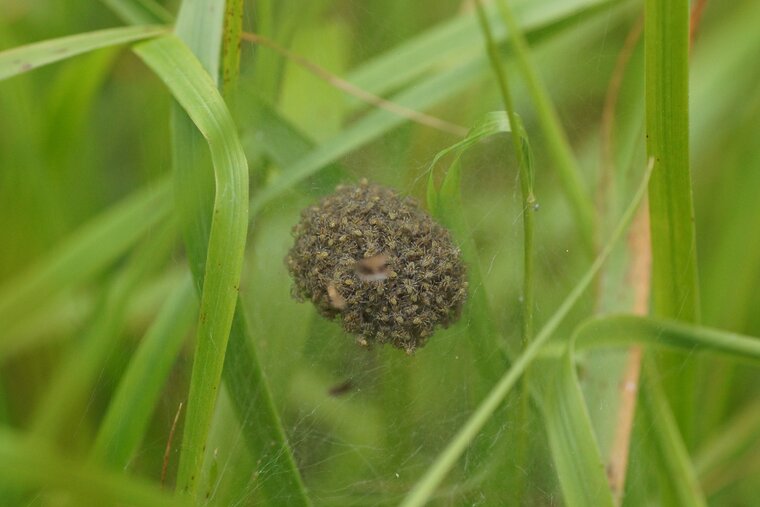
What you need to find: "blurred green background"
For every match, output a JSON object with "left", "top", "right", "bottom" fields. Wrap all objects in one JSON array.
[{"left": 1, "top": 0, "right": 759, "bottom": 505}]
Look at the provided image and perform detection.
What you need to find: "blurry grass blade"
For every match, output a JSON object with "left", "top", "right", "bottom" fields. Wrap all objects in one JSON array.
[
  {"left": 0, "top": 378, "right": 8, "bottom": 424},
  {"left": 535, "top": 353, "right": 614, "bottom": 507},
  {"left": 44, "top": 47, "right": 119, "bottom": 162},
  {"left": 641, "top": 359, "right": 708, "bottom": 506},
  {"left": 0, "top": 429, "right": 188, "bottom": 507},
  {"left": 0, "top": 182, "right": 169, "bottom": 334},
  {"left": 401, "top": 160, "right": 653, "bottom": 507},
  {"left": 3, "top": 267, "right": 182, "bottom": 361},
  {"left": 221, "top": 0, "right": 244, "bottom": 92},
  {"left": 31, "top": 221, "right": 176, "bottom": 441},
  {"left": 98, "top": 0, "right": 173, "bottom": 24},
  {"left": 496, "top": 0, "right": 594, "bottom": 255},
  {"left": 221, "top": 307, "right": 312, "bottom": 506},
  {"left": 574, "top": 315, "right": 760, "bottom": 363},
  {"left": 134, "top": 34, "right": 249, "bottom": 496},
  {"left": 0, "top": 25, "right": 167, "bottom": 81},
  {"left": 347, "top": 0, "right": 616, "bottom": 103},
  {"left": 473, "top": 5, "right": 536, "bottom": 405},
  {"left": 249, "top": 59, "right": 482, "bottom": 215},
  {"left": 92, "top": 275, "right": 197, "bottom": 468},
  {"left": 241, "top": 31, "right": 465, "bottom": 136},
  {"left": 425, "top": 111, "right": 523, "bottom": 380},
  {"left": 238, "top": 91, "right": 343, "bottom": 175},
  {"left": 426, "top": 111, "right": 515, "bottom": 215},
  {"left": 175, "top": 0, "right": 225, "bottom": 84},
  {"left": 695, "top": 400, "right": 760, "bottom": 488}
]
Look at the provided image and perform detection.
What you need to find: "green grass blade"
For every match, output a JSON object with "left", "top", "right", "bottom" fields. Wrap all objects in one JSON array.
[
  {"left": 91, "top": 275, "right": 197, "bottom": 468},
  {"left": 645, "top": 0, "right": 700, "bottom": 449},
  {"left": 472, "top": 9, "right": 537, "bottom": 502},
  {"left": 102, "top": 14, "right": 308, "bottom": 502},
  {"left": 0, "top": 182, "right": 169, "bottom": 333},
  {"left": 495, "top": 0, "right": 593, "bottom": 256},
  {"left": 174, "top": 0, "right": 225, "bottom": 84},
  {"left": 164, "top": 1, "right": 312, "bottom": 502},
  {"left": 695, "top": 400, "right": 760, "bottom": 487},
  {"left": 346, "top": 0, "right": 616, "bottom": 102},
  {"left": 134, "top": 34, "right": 249, "bottom": 497},
  {"left": 561, "top": 313, "right": 755, "bottom": 506},
  {"left": 31, "top": 222, "right": 176, "bottom": 441},
  {"left": 400, "top": 161, "right": 653, "bottom": 507},
  {"left": 0, "top": 429, "right": 189, "bottom": 507},
  {"left": 535, "top": 352, "right": 614, "bottom": 507},
  {"left": 221, "top": 307, "right": 312, "bottom": 506},
  {"left": 473, "top": 0, "right": 535, "bottom": 345},
  {"left": 0, "top": 25, "right": 167, "bottom": 81},
  {"left": 645, "top": 0, "right": 698, "bottom": 321},
  {"left": 574, "top": 315, "right": 760, "bottom": 363},
  {"left": 250, "top": 59, "right": 480, "bottom": 215},
  {"left": 425, "top": 112, "right": 524, "bottom": 381},
  {"left": 640, "top": 359, "right": 708, "bottom": 507},
  {"left": 538, "top": 311, "right": 760, "bottom": 507},
  {"left": 98, "top": 0, "right": 173, "bottom": 25}
]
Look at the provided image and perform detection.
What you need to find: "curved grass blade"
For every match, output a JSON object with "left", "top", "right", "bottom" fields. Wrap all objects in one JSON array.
[
  {"left": 426, "top": 111, "right": 525, "bottom": 217},
  {"left": 400, "top": 160, "right": 653, "bottom": 507},
  {"left": 0, "top": 25, "right": 167, "bottom": 81},
  {"left": 91, "top": 275, "right": 197, "bottom": 468},
  {"left": 495, "top": 0, "right": 594, "bottom": 256},
  {"left": 0, "top": 181, "right": 169, "bottom": 335},
  {"left": 543, "top": 314, "right": 760, "bottom": 507},
  {"left": 538, "top": 310, "right": 760, "bottom": 507},
  {"left": 557, "top": 313, "right": 760, "bottom": 507},
  {"left": 134, "top": 34, "right": 249, "bottom": 497},
  {"left": 166, "top": 0, "right": 312, "bottom": 502},
  {"left": 574, "top": 315, "right": 760, "bottom": 363},
  {"left": 425, "top": 111, "right": 529, "bottom": 381},
  {"left": 534, "top": 352, "right": 615, "bottom": 507},
  {"left": 0, "top": 428, "right": 189, "bottom": 507}
]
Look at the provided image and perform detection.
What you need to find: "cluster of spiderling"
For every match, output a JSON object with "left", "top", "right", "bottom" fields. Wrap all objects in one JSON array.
[{"left": 286, "top": 179, "right": 467, "bottom": 353}]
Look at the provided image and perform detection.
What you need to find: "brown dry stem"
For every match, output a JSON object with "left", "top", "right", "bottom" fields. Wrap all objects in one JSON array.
[{"left": 607, "top": 203, "right": 650, "bottom": 503}]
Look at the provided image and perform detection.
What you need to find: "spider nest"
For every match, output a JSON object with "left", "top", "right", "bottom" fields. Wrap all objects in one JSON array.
[{"left": 286, "top": 179, "right": 467, "bottom": 353}]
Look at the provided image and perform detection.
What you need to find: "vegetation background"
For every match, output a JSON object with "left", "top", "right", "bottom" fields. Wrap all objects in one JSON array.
[{"left": 0, "top": 0, "right": 759, "bottom": 505}]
